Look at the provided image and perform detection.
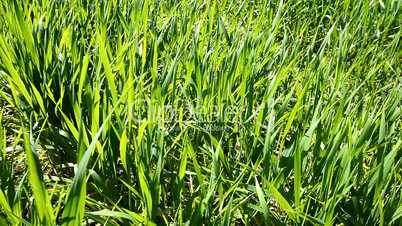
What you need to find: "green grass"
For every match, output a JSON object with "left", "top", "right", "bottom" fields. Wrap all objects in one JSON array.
[{"left": 0, "top": 0, "right": 401, "bottom": 225}]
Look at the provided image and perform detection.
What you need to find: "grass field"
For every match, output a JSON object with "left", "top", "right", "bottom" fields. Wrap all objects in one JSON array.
[{"left": 0, "top": 0, "right": 401, "bottom": 225}]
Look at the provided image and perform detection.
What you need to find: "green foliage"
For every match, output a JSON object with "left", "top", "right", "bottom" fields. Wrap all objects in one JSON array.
[{"left": 0, "top": 0, "right": 401, "bottom": 225}]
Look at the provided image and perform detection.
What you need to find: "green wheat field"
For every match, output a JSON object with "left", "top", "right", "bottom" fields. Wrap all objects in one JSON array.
[{"left": 0, "top": 0, "right": 401, "bottom": 225}]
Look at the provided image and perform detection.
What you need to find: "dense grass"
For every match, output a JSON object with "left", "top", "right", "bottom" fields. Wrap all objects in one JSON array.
[{"left": 0, "top": 0, "right": 401, "bottom": 225}]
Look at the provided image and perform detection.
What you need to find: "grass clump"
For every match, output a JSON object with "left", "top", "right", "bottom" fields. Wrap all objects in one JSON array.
[{"left": 0, "top": 0, "right": 401, "bottom": 225}]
